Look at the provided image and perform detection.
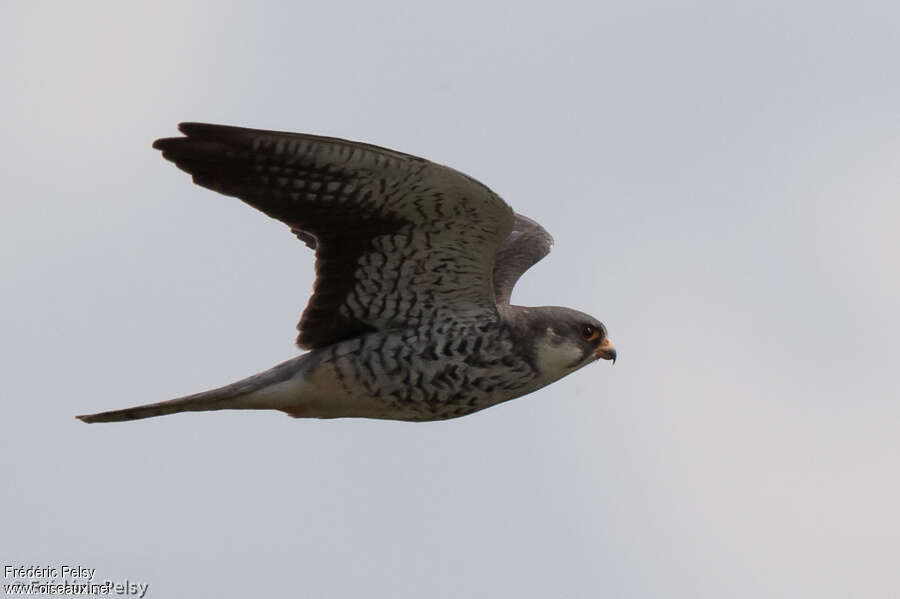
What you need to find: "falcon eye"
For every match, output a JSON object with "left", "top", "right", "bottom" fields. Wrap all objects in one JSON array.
[{"left": 580, "top": 324, "right": 601, "bottom": 342}]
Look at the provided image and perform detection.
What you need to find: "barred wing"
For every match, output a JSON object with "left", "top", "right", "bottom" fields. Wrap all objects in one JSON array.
[{"left": 153, "top": 123, "right": 514, "bottom": 349}]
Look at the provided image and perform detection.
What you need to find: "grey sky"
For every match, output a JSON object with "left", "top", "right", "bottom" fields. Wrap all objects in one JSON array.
[{"left": 3, "top": 1, "right": 899, "bottom": 597}]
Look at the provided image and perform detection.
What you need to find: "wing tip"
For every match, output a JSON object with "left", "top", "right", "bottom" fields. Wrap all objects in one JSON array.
[
  {"left": 177, "top": 121, "right": 220, "bottom": 136},
  {"left": 152, "top": 122, "right": 237, "bottom": 150},
  {"left": 76, "top": 413, "right": 102, "bottom": 423}
]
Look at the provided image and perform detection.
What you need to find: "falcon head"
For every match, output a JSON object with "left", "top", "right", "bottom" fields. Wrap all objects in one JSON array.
[{"left": 523, "top": 307, "right": 616, "bottom": 382}]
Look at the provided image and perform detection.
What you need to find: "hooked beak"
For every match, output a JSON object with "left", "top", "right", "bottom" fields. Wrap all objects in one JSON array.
[{"left": 594, "top": 338, "right": 617, "bottom": 364}]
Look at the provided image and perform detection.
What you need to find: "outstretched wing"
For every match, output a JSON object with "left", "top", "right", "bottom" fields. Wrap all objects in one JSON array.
[
  {"left": 492, "top": 213, "right": 554, "bottom": 305},
  {"left": 153, "top": 123, "right": 514, "bottom": 349}
]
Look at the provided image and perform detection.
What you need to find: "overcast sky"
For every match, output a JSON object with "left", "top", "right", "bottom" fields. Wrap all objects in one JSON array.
[{"left": 3, "top": 1, "right": 899, "bottom": 597}]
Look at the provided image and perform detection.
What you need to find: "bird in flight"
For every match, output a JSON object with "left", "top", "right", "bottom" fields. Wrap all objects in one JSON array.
[{"left": 78, "top": 123, "right": 615, "bottom": 424}]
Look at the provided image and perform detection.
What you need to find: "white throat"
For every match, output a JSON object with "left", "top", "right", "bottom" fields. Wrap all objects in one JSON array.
[{"left": 534, "top": 327, "right": 587, "bottom": 384}]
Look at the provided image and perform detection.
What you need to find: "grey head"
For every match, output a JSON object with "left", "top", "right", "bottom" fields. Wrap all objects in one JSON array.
[{"left": 503, "top": 304, "right": 616, "bottom": 386}]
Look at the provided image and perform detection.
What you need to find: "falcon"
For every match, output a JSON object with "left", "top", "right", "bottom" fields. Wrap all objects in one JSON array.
[{"left": 77, "top": 123, "right": 616, "bottom": 424}]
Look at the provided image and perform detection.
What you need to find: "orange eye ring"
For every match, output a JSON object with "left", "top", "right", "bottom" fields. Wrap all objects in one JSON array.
[{"left": 581, "top": 325, "right": 601, "bottom": 342}]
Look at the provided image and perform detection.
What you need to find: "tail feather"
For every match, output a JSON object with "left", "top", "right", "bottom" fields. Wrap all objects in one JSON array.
[
  {"left": 77, "top": 356, "right": 308, "bottom": 423},
  {"left": 77, "top": 391, "right": 233, "bottom": 423}
]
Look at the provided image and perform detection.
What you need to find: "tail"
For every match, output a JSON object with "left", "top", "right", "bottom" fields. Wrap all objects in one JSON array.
[
  {"left": 77, "top": 356, "right": 308, "bottom": 423},
  {"left": 76, "top": 390, "right": 240, "bottom": 423}
]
